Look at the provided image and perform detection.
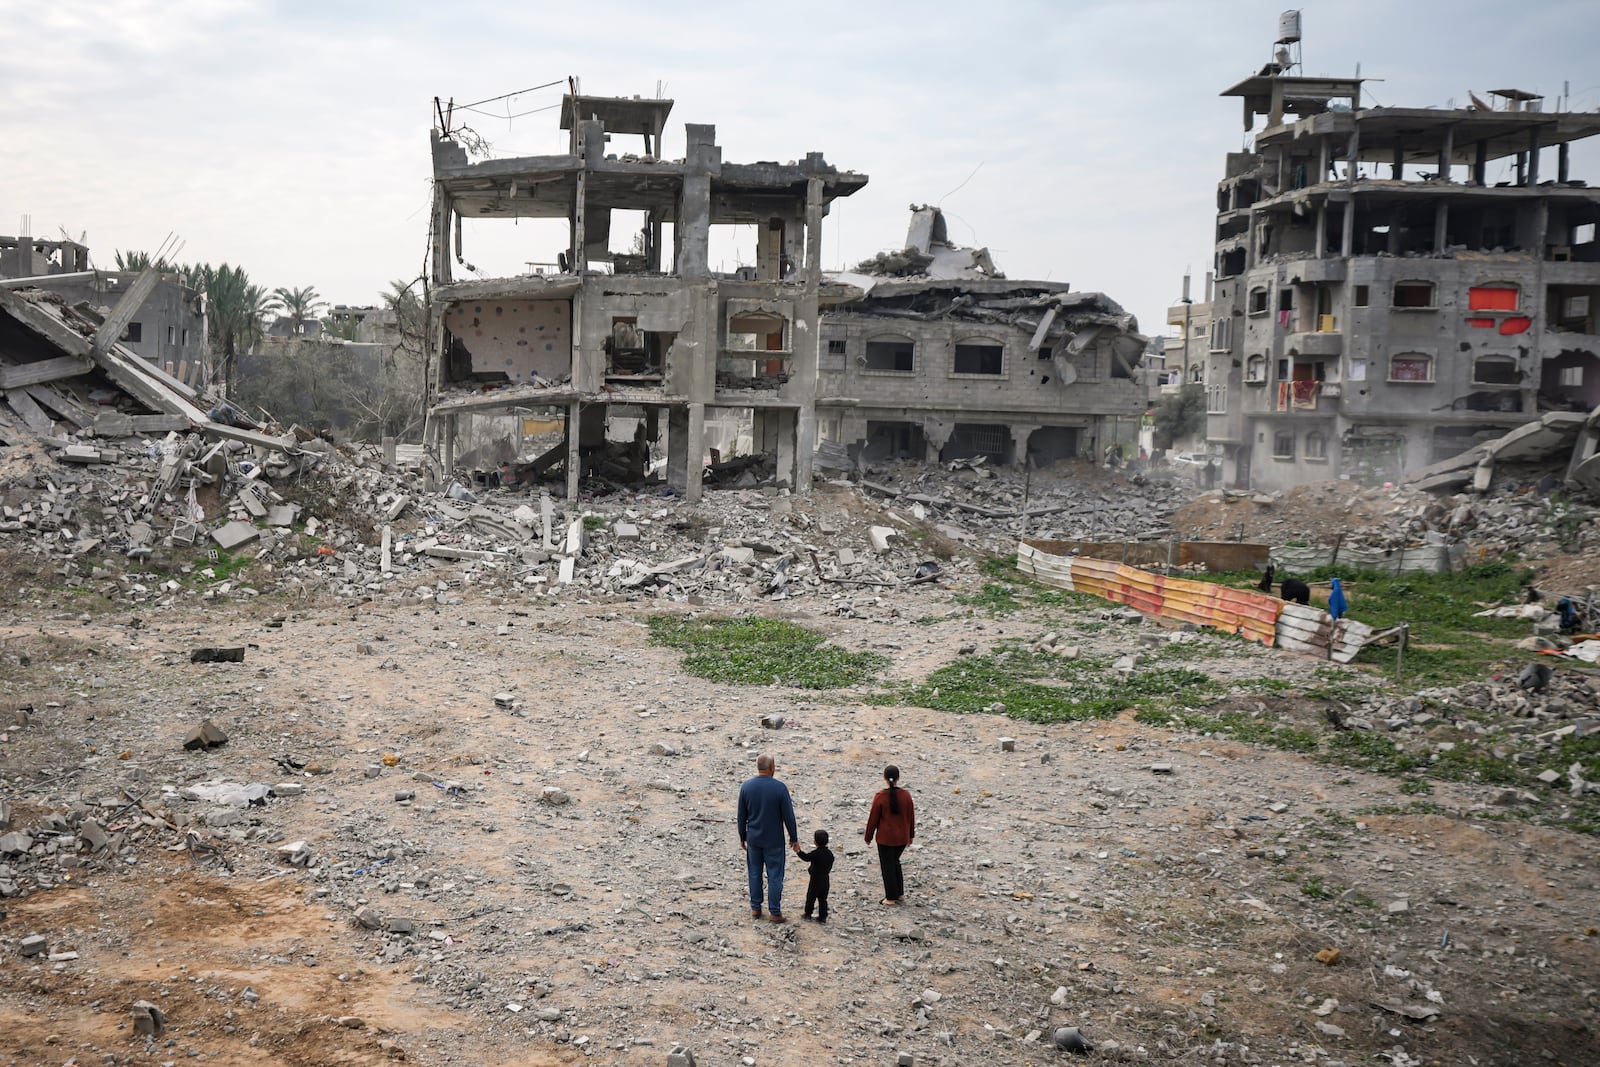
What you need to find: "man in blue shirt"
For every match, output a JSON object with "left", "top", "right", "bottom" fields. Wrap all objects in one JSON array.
[{"left": 737, "top": 753, "right": 799, "bottom": 922}]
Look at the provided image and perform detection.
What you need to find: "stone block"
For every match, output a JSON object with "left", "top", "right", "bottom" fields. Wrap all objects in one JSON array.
[
  {"left": 131, "top": 1000, "right": 165, "bottom": 1037},
  {"left": 20, "top": 934, "right": 47, "bottom": 957},
  {"left": 77, "top": 820, "right": 110, "bottom": 852},
  {"left": 190, "top": 646, "right": 245, "bottom": 663},
  {"left": 868, "top": 525, "right": 897, "bottom": 553},
  {"left": 211, "top": 520, "right": 260, "bottom": 550},
  {"left": 999, "top": 737, "right": 1016, "bottom": 752},
  {"left": 667, "top": 1047, "right": 697, "bottom": 1067},
  {"left": 540, "top": 787, "right": 571, "bottom": 806},
  {"left": 271, "top": 783, "right": 304, "bottom": 798},
  {"left": 385, "top": 917, "right": 417, "bottom": 934},
  {"left": 1150, "top": 763, "right": 1174, "bottom": 774},
  {"left": 760, "top": 714, "right": 785, "bottom": 730},
  {"left": 721, "top": 545, "right": 755, "bottom": 565},
  {"left": 182, "top": 718, "right": 229, "bottom": 750},
  {"left": 0, "top": 831, "right": 34, "bottom": 856},
  {"left": 614, "top": 522, "right": 641, "bottom": 539},
  {"left": 354, "top": 905, "right": 384, "bottom": 930},
  {"left": 266, "top": 504, "right": 299, "bottom": 527}
]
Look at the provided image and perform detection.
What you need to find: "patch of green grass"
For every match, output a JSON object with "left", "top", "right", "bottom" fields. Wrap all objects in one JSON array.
[
  {"left": 1398, "top": 777, "right": 1434, "bottom": 795},
  {"left": 954, "top": 583, "right": 1023, "bottom": 615},
  {"left": 1134, "top": 708, "right": 1320, "bottom": 752},
  {"left": 582, "top": 514, "right": 607, "bottom": 531},
  {"left": 1323, "top": 730, "right": 1425, "bottom": 776},
  {"left": 647, "top": 615, "right": 887, "bottom": 689},
  {"left": 872, "top": 644, "right": 1214, "bottom": 725}
]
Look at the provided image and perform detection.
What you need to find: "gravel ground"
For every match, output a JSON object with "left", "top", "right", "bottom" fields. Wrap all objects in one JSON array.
[{"left": 1, "top": 554, "right": 1597, "bottom": 1067}]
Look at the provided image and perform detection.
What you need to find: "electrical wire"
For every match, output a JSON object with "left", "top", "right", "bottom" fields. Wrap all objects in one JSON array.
[{"left": 456, "top": 80, "right": 565, "bottom": 111}]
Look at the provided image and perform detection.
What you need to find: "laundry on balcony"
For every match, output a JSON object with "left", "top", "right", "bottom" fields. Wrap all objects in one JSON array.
[{"left": 1277, "top": 380, "right": 1320, "bottom": 411}]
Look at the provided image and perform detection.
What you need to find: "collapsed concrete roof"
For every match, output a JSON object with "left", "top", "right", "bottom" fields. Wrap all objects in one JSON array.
[
  {"left": 0, "top": 284, "right": 297, "bottom": 453},
  {"left": 825, "top": 206, "right": 1148, "bottom": 371}
]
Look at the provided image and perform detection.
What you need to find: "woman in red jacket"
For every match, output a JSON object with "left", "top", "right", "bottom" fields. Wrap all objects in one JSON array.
[{"left": 864, "top": 764, "right": 915, "bottom": 905}]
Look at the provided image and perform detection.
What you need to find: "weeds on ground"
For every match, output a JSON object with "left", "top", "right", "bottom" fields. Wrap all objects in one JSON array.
[
  {"left": 1135, "top": 707, "right": 1319, "bottom": 752},
  {"left": 872, "top": 642, "right": 1215, "bottom": 724},
  {"left": 647, "top": 615, "right": 887, "bottom": 689}
]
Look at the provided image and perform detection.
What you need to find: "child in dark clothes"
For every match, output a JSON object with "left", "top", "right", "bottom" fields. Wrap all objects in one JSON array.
[{"left": 794, "top": 829, "right": 834, "bottom": 922}]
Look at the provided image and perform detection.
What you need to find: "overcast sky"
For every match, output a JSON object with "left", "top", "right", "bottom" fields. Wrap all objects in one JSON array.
[{"left": 7, "top": 0, "right": 1599, "bottom": 336}]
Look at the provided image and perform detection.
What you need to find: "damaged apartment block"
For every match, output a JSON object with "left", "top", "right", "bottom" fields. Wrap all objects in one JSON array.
[
  {"left": 425, "top": 90, "right": 866, "bottom": 501},
  {"left": 1204, "top": 16, "right": 1600, "bottom": 491},
  {"left": 817, "top": 206, "right": 1149, "bottom": 467}
]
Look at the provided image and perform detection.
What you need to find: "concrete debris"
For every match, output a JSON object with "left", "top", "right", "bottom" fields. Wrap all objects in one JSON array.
[
  {"left": 190, "top": 646, "right": 245, "bottom": 663},
  {"left": 130, "top": 999, "right": 166, "bottom": 1037},
  {"left": 20, "top": 934, "right": 48, "bottom": 957},
  {"left": 182, "top": 718, "right": 229, "bottom": 750}
]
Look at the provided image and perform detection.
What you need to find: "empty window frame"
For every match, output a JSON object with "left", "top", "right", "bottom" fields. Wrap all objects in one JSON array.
[
  {"left": 952, "top": 342, "right": 1004, "bottom": 376},
  {"left": 1352, "top": 284, "right": 1370, "bottom": 307},
  {"left": 1248, "top": 288, "right": 1269, "bottom": 315},
  {"left": 1305, "top": 431, "right": 1328, "bottom": 460},
  {"left": 864, "top": 338, "right": 915, "bottom": 373},
  {"left": 1388, "top": 353, "right": 1434, "bottom": 382},
  {"left": 1273, "top": 431, "right": 1295, "bottom": 459},
  {"left": 123, "top": 321, "right": 143, "bottom": 343},
  {"left": 1206, "top": 384, "right": 1227, "bottom": 413},
  {"left": 1393, "top": 281, "right": 1436, "bottom": 308},
  {"left": 166, "top": 325, "right": 175, "bottom": 344},
  {"left": 826, "top": 339, "right": 847, "bottom": 355},
  {"left": 1472, "top": 356, "right": 1519, "bottom": 385},
  {"left": 1559, "top": 366, "right": 1583, "bottom": 388},
  {"left": 1246, "top": 354, "right": 1267, "bottom": 382}
]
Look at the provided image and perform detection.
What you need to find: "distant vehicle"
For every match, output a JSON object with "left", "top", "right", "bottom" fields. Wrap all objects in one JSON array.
[{"left": 1168, "top": 452, "right": 1215, "bottom": 469}]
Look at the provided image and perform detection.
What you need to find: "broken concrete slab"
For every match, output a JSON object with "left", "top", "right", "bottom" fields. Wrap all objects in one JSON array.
[
  {"left": 211, "top": 521, "right": 261, "bottom": 550},
  {"left": 182, "top": 719, "right": 229, "bottom": 750}
]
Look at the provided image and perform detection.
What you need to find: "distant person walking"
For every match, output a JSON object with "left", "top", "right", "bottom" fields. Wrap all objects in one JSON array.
[
  {"left": 738, "top": 753, "right": 799, "bottom": 923},
  {"left": 864, "top": 765, "right": 916, "bottom": 905}
]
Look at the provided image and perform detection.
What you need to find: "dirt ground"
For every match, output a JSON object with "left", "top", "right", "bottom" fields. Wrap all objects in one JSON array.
[{"left": 1, "top": 565, "right": 1597, "bottom": 1067}]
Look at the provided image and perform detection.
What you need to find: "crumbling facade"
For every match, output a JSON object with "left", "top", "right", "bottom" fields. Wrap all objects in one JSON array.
[
  {"left": 425, "top": 93, "right": 865, "bottom": 501},
  {"left": 1, "top": 237, "right": 207, "bottom": 385},
  {"left": 817, "top": 208, "right": 1149, "bottom": 467},
  {"left": 1204, "top": 34, "right": 1600, "bottom": 491}
]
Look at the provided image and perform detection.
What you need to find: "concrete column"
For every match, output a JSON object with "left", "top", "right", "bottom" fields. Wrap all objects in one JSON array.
[
  {"left": 1009, "top": 425, "right": 1038, "bottom": 469},
  {"left": 665, "top": 404, "right": 705, "bottom": 501},
  {"left": 1391, "top": 138, "right": 1404, "bottom": 180},
  {"left": 1437, "top": 125, "right": 1454, "bottom": 182},
  {"left": 678, "top": 125, "right": 717, "bottom": 281},
  {"left": 1558, "top": 141, "right": 1571, "bottom": 184},
  {"left": 771, "top": 409, "right": 799, "bottom": 489},
  {"left": 1318, "top": 136, "right": 1330, "bottom": 182},
  {"left": 441, "top": 414, "right": 457, "bottom": 480},
  {"left": 1527, "top": 127, "right": 1541, "bottom": 186},
  {"left": 792, "top": 175, "right": 826, "bottom": 492},
  {"left": 1433, "top": 201, "right": 1449, "bottom": 253},
  {"left": 1340, "top": 199, "right": 1355, "bottom": 257},
  {"left": 565, "top": 401, "right": 582, "bottom": 502},
  {"left": 1315, "top": 205, "right": 1327, "bottom": 258},
  {"left": 923, "top": 419, "right": 953, "bottom": 465},
  {"left": 382, "top": 436, "right": 397, "bottom": 466}
]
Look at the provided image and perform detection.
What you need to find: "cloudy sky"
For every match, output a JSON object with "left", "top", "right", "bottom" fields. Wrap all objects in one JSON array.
[{"left": 7, "top": 0, "right": 1598, "bottom": 336}]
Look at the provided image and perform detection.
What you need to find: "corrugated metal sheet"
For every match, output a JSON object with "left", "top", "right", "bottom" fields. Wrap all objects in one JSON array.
[
  {"left": 1271, "top": 543, "right": 1453, "bottom": 575},
  {"left": 1019, "top": 540, "right": 1393, "bottom": 656}
]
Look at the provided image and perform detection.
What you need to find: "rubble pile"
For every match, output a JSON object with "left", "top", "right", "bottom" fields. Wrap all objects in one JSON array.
[
  {"left": 1316, "top": 671, "right": 1600, "bottom": 802},
  {"left": 0, "top": 772, "right": 304, "bottom": 900},
  {"left": 1176, "top": 476, "right": 1600, "bottom": 566}
]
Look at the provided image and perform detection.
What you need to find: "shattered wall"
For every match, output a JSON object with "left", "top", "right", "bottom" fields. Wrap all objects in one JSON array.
[{"left": 443, "top": 299, "right": 571, "bottom": 384}]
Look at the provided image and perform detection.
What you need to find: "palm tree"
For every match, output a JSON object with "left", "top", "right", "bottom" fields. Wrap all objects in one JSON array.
[
  {"left": 272, "top": 285, "right": 325, "bottom": 337},
  {"left": 114, "top": 250, "right": 173, "bottom": 272},
  {"left": 197, "top": 264, "right": 279, "bottom": 393}
]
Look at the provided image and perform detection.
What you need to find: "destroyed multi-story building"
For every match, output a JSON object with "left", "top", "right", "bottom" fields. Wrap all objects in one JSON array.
[
  {"left": 424, "top": 92, "right": 865, "bottom": 500},
  {"left": 1204, "top": 15, "right": 1600, "bottom": 490},
  {"left": 816, "top": 207, "right": 1149, "bottom": 467},
  {"left": 1, "top": 236, "right": 207, "bottom": 386}
]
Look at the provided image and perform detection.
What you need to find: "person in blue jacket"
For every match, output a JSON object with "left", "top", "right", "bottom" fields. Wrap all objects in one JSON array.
[{"left": 738, "top": 753, "right": 799, "bottom": 922}]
